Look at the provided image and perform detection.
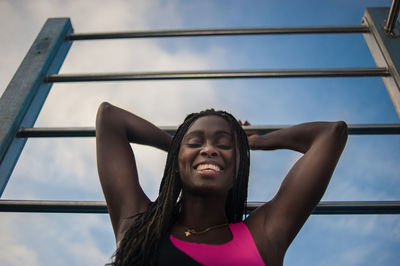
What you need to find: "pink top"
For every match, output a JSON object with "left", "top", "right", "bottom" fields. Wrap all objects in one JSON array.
[{"left": 170, "top": 222, "right": 265, "bottom": 266}]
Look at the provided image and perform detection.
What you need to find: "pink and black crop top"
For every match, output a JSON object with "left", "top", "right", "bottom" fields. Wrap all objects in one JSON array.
[{"left": 156, "top": 222, "right": 265, "bottom": 265}]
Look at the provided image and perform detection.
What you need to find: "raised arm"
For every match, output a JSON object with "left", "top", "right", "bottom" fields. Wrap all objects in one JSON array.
[
  {"left": 96, "top": 102, "right": 171, "bottom": 242},
  {"left": 245, "top": 121, "right": 348, "bottom": 263}
]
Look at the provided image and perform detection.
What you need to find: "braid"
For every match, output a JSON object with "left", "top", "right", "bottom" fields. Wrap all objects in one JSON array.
[{"left": 109, "top": 109, "right": 250, "bottom": 265}]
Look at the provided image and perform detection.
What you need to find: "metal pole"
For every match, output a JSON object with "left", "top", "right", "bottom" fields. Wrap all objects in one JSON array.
[
  {"left": 0, "top": 200, "right": 399, "bottom": 215},
  {"left": 248, "top": 201, "right": 400, "bottom": 215},
  {"left": 363, "top": 8, "right": 400, "bottom": 117},
  {"left": 45, "top": 68, "right": 389, "bottom": 83},
  {"left": 66, "top": 26, "right": 369, "bottom": 41},
  {"left": 16, "top": 124, "right": 400, "bottom": 138},
  {"left": 0, "top": 18, "right": 73, "bottom": 196},
  {"left": 384, "top": 0, "right": 400, "bottom": 36}
]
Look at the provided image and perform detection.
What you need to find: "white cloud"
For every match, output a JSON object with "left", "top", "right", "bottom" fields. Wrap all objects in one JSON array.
[
  {"left": 323, "top": 136, "right": 400, "bottom": 201},
  {"left": 0, "top": 214, "right": 39, "bottom": 266},
  {"left": 319, "top": 243, "right": 377, "bottom": 266},
  {"left": 0, "top": 244, "right": 39, "bottom": 266},
  {"left": 0, "top": 213, "right": 114, "bottom": 266}
]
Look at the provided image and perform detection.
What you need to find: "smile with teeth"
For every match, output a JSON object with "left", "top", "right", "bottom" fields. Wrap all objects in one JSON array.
[{"left": 195, "top": 163, "right": 221, "bottom": 172}]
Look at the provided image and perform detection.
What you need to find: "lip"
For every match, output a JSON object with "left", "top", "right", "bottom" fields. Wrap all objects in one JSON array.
[{"left": 193, "top": 160, "right": 224, "bottom": 171}]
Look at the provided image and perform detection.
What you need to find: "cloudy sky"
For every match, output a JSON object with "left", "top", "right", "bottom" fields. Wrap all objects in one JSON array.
[{"left": 0, "top": 0, "right": 399, "bottom": 265}]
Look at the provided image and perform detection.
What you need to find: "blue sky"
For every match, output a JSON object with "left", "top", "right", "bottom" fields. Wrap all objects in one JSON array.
[{"left": 0, "top": 0, "right": 399, "bottom": 265}]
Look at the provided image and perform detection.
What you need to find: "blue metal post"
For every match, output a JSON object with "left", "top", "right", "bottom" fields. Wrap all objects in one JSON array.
[{"left": 0, "top": 18, "right": 73, "bottom": 195}]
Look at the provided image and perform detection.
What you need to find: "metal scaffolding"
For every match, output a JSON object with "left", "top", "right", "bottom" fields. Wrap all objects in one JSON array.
[{"left": 0, "top": 6, "right": 399, "bottom": 214}]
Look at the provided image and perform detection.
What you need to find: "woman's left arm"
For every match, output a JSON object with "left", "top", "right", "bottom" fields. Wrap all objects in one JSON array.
[{"left": 246, "top": 121, "right": 348, "bottom": 257}]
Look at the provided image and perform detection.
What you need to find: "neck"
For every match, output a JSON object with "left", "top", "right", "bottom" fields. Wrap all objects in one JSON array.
[{"left": 178, "top": 192, "right": 228, "bottom": 230}]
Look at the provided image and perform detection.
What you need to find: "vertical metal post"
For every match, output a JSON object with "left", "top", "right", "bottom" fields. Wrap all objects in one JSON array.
[
  {"left": 384, "top": 0, "right": 400, "bottom": 36},
  {"left": 0, "top": 18, "right": 73, "bottom": 195},
  {"left": 362, "top": 8, "right": 400, "bottom": 117}
]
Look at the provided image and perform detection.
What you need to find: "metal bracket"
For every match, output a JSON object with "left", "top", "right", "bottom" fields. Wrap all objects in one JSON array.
[{"left": 383, "top": 20, "right": 400, "bottom": 37}]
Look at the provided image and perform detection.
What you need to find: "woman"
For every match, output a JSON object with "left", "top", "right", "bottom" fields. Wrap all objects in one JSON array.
[{"left": 96, "top": 102, "right": 348, "bottom": 266}]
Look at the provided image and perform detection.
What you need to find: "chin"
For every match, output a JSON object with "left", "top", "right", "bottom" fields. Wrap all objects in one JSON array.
[{"left": 187, "top": 183, "right": 230, "bottom": 198}]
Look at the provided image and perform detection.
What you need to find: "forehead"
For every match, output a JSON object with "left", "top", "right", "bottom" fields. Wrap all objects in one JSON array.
[{"left": 185, "top": 115, "right": 231, "bottom": 135}]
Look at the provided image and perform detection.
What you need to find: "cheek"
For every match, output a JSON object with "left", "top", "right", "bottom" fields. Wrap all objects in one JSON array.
[
  {"left": 223, "top": 149, "right": 239, "bottom": 175},
  {"left": 178, "top": 149, "right": 191, "bottom": 172}
]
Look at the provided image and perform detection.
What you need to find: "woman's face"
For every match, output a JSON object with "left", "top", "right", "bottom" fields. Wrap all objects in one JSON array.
[{"left": 178, "top": 115, "right": 239, "bottom": 196}]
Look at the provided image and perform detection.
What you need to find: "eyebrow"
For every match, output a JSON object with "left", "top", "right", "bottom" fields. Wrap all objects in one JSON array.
[{"left": 185, "top": 130, "right": 232, "bottom": 138}]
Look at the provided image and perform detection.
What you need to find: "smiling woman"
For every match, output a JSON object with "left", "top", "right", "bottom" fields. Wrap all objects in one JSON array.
[
  {"left": 95, "top": 102, "right": 347, "bottom": 266},
  {"left": 178, "top": 116, "right": 239, "bottom": 196}
]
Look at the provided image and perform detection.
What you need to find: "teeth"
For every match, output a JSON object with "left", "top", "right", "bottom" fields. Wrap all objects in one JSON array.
[{"left": 196, "top": 163, "right": 221, "bottom": 171}]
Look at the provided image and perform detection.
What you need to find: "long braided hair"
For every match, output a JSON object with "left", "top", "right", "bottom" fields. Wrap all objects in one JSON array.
[{"left": 110, "top": 109, "right": 250, "bottom": 265}]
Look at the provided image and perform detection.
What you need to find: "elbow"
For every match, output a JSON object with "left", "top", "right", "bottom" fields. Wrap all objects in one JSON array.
[
  {"left": 98, "top": 101, "right": 113, "bottom": 115},
  {"left": 96, "top": 102, "right": 115, "bottom": 128},
  {"left": 331, "top": 121, "right": 348, "bottom": 146},
  {"left": 333, "top": 121, "right": 348, "bottom": 135}
]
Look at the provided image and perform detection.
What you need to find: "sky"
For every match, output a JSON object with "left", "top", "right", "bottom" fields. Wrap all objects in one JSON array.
[{"left": 0, "top": 0, "right": 399, "bottom": 265}]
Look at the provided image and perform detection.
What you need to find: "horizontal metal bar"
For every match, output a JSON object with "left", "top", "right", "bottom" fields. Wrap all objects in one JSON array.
[
  {"left": 0, "top": 200, "right": 398, "bottom": 214},
  {"left": 16, "top": 124, "right": 400, "bottom": 138},
  {"left": 250, "top": 201, "right": 400, "bottom": 215},
  {"left": 18, "top": 127, "right": 96, "bottom": 138},
  {"left": 346, "top": 124, "right": 400, "bottom": 134},
  {"left": 45, "top": 68, "right": 390, "bottom": 82},
  {"left": 0, "top": 200, "right": 107, "bottom": 213},
  {"left": 66, "top": 26, "right": 370, "bottom": 41}
]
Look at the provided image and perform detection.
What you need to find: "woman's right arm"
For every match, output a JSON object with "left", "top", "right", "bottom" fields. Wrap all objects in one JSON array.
[{"left": 96, "top": 102, "right": 172, "bottom": 242}]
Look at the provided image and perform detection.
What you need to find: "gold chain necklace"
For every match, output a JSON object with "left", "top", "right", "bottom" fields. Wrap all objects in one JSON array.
[{"left": 184, "top": 223, "right": 228, "bottom": 237}]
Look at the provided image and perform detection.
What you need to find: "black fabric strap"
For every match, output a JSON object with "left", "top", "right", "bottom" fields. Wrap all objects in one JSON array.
[{"left": 156, "top": 234, "right": 201, "bottom": 266}]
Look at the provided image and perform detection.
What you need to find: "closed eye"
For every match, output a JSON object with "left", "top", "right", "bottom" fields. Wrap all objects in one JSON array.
[
  {"left": 218, "top": 144, "right": 232, "bottom": 150},
  {"left": 187, "top": 143, "right": 202, "bottom": 148}
]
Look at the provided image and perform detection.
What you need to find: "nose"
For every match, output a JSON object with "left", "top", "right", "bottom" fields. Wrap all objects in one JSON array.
[{"left": 200, "top": 143, "right": 218, "bottom": 157}]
